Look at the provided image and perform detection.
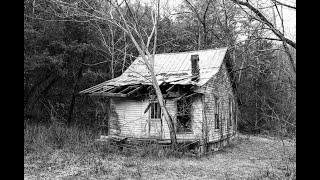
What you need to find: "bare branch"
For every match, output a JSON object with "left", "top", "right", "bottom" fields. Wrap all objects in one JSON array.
[
  {"left": 271, "top": 0, "right": 296, "bottom": 9},
  {"left": 230, "top": 0, "right": 296, "bottom": 49}
]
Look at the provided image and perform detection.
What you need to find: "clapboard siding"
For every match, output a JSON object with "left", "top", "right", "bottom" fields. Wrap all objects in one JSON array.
[
  {"left": 187, "top": 96, "right": 203, "bottom": 140},
  {"left": 162, "top": 97, "right": 203, "bottom": 140},
  {"left": 110, "top": 98, "right": 149, "bottom": 138},
  {"left": 201, "top": 62, "right": 236, "bottom": 142}
]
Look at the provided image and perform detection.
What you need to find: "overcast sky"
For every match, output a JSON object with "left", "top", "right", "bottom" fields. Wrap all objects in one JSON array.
[
  {"left": 138, "top": 0, "right": 296, "bottom": 42},
  {"left": 272, "top": 1, "right": 296, "bottom": 41}
]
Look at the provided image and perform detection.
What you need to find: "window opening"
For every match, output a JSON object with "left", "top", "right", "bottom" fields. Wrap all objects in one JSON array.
[
  {"left": 150, "top": 102, "right": 161, "bottom": 119},
  {"left": 177, "top": 98, "right": 192, "bottom": 133}
]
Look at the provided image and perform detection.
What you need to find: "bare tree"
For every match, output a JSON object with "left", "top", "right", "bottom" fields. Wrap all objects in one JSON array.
[
  {"left": 42, "top": 0, "right": 178, "bottom": 146},
  {"left": 184, "top": 0, "right": 213, "bottom": 49},
  {"left": 111, "top": 0, "right": 178, "bottom": 146}
]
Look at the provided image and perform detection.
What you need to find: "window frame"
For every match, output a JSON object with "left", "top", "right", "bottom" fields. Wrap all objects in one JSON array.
[
  {"left": 150, "top": 101, "right": 161, "bottom": 120},
  {"left": 176, "top": 98, "right": 193, "bottom": 133}
]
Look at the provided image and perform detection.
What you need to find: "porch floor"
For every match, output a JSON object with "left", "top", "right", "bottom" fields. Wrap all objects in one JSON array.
[{"left": 96, "top": 134, "right": 200, "bottom": 145}]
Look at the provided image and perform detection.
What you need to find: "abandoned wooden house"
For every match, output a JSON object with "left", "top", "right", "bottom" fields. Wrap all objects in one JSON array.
[{"left": 80, "top": 47, "right": 237, "bottom": 153}]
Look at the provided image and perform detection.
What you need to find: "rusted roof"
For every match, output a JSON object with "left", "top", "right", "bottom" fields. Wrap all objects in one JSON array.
[{"left": 80, "top": 47, "right": 227, "bottom": 94}]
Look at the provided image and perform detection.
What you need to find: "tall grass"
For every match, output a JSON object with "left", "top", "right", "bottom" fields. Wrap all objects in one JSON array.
[
  {"left": 25, "top": 126, "right": 295, "bottom": 179},
  {"left": 24, "top": 122, "right": 97, "bottom": 155},
  {"left": 24, "top": 123, "right": 167, "bottom": 157},
  {"left": 24, "top": 122, "right": 222, "bottom": 159}
]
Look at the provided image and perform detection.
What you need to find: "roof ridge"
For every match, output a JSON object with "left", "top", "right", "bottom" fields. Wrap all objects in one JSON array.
[{"left": 137, "top": 47, "right": 228, "bottom": 57}]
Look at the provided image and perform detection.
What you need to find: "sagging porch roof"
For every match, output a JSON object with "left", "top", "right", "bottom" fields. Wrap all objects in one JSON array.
[{"left": 79, "top": 47, "right": 227, "bottom": 96}]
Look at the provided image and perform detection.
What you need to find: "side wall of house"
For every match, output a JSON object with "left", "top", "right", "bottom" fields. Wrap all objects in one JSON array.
[{"left": 202, "top": 61, "right": 236, "bottom": 143}]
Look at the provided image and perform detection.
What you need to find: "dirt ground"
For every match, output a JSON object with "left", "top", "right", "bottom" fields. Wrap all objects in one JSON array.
[{"left": 24, "top": 134, "right": 296, "bottom": 180}]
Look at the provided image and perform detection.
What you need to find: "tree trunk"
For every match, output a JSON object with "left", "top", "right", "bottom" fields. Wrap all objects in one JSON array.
[
  {"left": 109, "top": 25, "right": 115, "bottom": 78},
  {"left": 113, "top": 0, "right": 177, "bottom": 147},
  {"left": 225, "top": 50, "right": 242, "bottom": 106},
  {"left": 198, "top": 20, "right": 201, "bottom": 50},
  {"left": 203, "top": 23, "right": 207, "bottom": 48},
  {"left": 67, "top": 54, "right": 85, "bottom": 126},
  {"left": 122, "top": 31, "right": 127, "bottom": 73},
  {"left": 149, "top": 67, "right": 177, "bottom": 146}
]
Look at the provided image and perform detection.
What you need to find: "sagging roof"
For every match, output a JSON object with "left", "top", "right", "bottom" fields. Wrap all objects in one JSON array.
[{"left": 80, "top": 47, "right": 228, "bottom": 95}]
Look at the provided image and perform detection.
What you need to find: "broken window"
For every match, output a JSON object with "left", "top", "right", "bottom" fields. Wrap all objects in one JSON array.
[
  {"left": 176, "top": 98, "right": 192, "bottom": 133},
  {"left": 214, "top": 96, "right": 220, "bottom": 129},
  {"left": 150, "top": 102, "right": 161, "bottom": 119}
]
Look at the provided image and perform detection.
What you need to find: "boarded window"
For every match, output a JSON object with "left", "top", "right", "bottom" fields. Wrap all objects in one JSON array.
[
  {"left": 214, "top": 96, "right": 220, "bottom": 129},
  {"left": 177, "top": 98, "right": 192, "bottom": 133},
  {"left": 150, "top": 102, "right": 161, "bottom": 119}
]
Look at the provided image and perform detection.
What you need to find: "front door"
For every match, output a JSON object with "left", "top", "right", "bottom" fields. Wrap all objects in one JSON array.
[
  {"left": 149, "top": 119, "right": 162, "bottom": 137},
  {"left": 148, "top": 101, "right": 162, "bottom": 138}
]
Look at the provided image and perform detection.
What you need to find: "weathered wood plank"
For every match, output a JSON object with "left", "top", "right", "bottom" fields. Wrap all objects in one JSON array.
[
  {"left": 119, "top": 85, "right": 136, "bottom": 94},
  {"left": 90, "top": 92, "right": 127, "bottom": 97},
  {"left": 166, "top": 84, "right": 175, "bottom": 92},
  {"left": 127, "top": 86, "right": 143, "bottom": 96},
  {"left": 108, "top": 86, "right": 125, "bottom": 93},
  {"left": 94, "top": 86, "right": 116, "bottom": 94},
  {"left": 79, "top": 83, "right": 112, "bottom": 94}
]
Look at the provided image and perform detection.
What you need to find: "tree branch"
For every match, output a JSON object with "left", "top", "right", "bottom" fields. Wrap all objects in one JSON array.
[
  {"left": 271, "top": 0, "right": 296, "bottom": 10},
  {"left": 230, "top": 0, "right": 296, "bottom": 49}
]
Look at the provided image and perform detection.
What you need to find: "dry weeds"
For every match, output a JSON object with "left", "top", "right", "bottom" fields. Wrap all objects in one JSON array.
[{"left": 24, "top": 132, "right": 295, "bottom": 180}]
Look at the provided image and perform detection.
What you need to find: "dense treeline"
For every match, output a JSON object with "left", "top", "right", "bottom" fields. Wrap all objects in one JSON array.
[{"left": 24, "top": 0, "right": 295, "bottom": 137}]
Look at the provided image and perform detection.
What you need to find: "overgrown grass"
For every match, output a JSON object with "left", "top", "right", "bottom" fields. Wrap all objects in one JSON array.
[
  {"left": 24, "top": 123, "right": 97, "bottom": 155},
  {"left": 24, "top": 123, "right": 180, "bottom": 158},
  {"left": 24, "top": 125, "right": 296, "bottom": 179}
]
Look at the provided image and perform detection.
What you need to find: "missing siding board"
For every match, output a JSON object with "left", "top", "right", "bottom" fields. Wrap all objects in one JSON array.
[
  {"left": 177, "top": 98, "right": 192, "bottom": 133},
  {"left": 214, "top": 95, "right": 220, "bottom": 129}
]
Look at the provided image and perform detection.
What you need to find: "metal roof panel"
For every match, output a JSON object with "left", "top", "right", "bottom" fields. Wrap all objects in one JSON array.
[{"left": 80, "top": 47, "right": 228, "bottom": 93}]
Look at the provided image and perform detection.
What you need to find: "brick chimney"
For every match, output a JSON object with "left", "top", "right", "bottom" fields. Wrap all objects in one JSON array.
[{"left": 191, "top": 54, "right": 200, "bottom": 81}]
